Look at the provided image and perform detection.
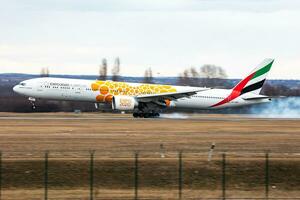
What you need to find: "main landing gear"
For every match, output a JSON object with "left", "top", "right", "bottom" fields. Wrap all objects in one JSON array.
[
  {"left": 133, "top": 112, "right": 160, "bottom": 118},
  {"left": 133, "top": 103, "right": 161, "bottom": 118}
]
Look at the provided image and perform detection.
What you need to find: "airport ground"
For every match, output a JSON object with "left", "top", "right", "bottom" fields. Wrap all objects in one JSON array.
[
  {"left": 0, "top": 112, "right": 299, "bottom": 152},
  {"left": 0, "top": 112, "right": 299, "bottom": 199}
]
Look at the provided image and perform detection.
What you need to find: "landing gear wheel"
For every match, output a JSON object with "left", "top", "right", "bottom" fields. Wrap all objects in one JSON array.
[
  {"left": 143, "top": 113, "right": 160, "bottom": 118},
  {"left": 29, "top": 101, "right": 36, "bottom": 110},
  {"left": 133, "top": 111, "right": 160, "bottom": 118},
  {"left": 28, "top": 97, "right": 36, "bottom": 110}
]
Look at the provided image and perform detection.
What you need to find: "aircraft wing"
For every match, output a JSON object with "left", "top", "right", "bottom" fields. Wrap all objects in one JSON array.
[{"left": 136, "top": 88, "right": 209, "bottom": 102}]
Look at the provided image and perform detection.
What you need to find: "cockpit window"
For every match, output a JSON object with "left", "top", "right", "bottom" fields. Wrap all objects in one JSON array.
[{"left": 20, "top": 82, "right": 26, "bottom": 86}]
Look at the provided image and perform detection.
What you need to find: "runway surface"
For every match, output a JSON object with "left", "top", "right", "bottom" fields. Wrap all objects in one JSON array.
[
  {"left": 0, "top": 112, "right": 299, "bottom": 153},
  {"left": 0, "top": 113, "right": 299, "bottom": 121}
]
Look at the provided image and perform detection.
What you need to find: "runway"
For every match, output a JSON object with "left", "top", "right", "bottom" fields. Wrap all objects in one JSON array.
[
  {"left": 0, "top": 112, "right": 299, "bottom": 121},
  {"left": 0, "top": 112, "right": 299, "bottom": 153}
]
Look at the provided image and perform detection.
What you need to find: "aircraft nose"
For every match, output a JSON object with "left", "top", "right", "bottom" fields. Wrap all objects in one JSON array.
[{"left": 13, "top": 85, "right": 19, "bottom": 93}]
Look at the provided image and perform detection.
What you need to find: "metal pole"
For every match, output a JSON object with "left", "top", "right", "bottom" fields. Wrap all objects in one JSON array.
[
  {"left": 44, "top": 151, "right": 48, "bottom": 200},
  {"left": 90, "top": 151, "right": 95, "bottom": 200},
  {"left": 265, "top": 153, "right": 269, "bottom": 200},
  {"left": 178, "top": 151, "right": 183, "bottom": 200},
  {"left": 222, "top": 153, "right": 226, "bottom": 200},
  {"left": 134, "top": 152, "right": 139, "bottom": 200}
]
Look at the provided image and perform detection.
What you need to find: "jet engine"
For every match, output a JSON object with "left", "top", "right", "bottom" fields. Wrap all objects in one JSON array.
[
  {"left": 164, "top": 99, "right": 176, "bottom": 108},
  {"left": 112, "top": 96, "right": 138, "bottom": 111}
]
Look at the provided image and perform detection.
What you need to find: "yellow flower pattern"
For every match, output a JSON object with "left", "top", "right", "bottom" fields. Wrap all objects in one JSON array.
[{"left": 91, "top": 80, "right": 177, "bottom": 103}]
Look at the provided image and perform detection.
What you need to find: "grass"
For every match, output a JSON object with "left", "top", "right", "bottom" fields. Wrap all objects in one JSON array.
[{"left": 2, "top": 157, "right": 299, "bottom": 189}]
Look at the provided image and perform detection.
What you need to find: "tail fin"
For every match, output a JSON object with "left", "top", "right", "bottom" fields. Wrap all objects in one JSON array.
[
  {"left": 211, "top": 59, "right": 274, "bottom": 108},
  {"left": 233, "top": 58, "right": 274, "bottom": 95}
]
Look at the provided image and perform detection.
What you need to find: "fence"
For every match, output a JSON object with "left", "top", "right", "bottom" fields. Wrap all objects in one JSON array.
[{"left": 0, "top": 150, "right": 299, "bottom": 199}]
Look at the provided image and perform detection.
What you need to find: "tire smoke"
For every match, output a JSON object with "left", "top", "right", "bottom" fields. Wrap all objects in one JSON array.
[
  {"left": 160, "top": 113, "right": 189, "bottom": 119},
  {"left": 250, "top": 97, "right": 300, "bottom": 118}
]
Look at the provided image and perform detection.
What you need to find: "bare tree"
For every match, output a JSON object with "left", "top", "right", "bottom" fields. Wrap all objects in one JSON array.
[
  {"left": 99, "top": 58, "right": 107, "bottom": 80},
  {"left": 190, "top": 67, "right": 199, "bottom": 77},
  {"left": 200, "top": 64, "right": 227, "bottom": 79},
  {"left": 177, "top": 64, "right": 230, "bottom": 88},
  {"left": 218, "top": 67, "right": 227, "bottom": 79},
  {"left": 143, "top": 68, "right": 153, "bottom": 83},
  {"left": 111, "top": 57, "right": 120, "bottom": 81},
  {"left": 199, "top": 64, "right": 229, "bottom": 88},
  {"left": 40, "top": 67, "right": 49, "bottom": 77},
  {"left": 177, "top": 69, "right": 191, "bottom": 86}
]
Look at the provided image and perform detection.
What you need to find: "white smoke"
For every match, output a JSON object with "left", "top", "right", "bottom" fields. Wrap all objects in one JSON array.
[
  {"left": 250, "top": 97, "right": 300, "bottom": 118},
  {"left": 160, "top": 113, "right": 189, "bottom": 119}
]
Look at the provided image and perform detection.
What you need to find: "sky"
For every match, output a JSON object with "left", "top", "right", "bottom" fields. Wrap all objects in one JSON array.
[{"left": 0, "top": 0, "right": 300, "bottom": 79}]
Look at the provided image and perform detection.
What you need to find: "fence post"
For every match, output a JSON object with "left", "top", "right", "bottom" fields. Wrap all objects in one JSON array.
[
  {"left": 44, "top": 151, "right": 48, "bottom": 200},
  {"left": 265, "top": 153, "right": 269, "bottom": 200},
  {"left": 90, "top": 150, "right": 95, "bottom": 200},
  {"left": 178, "top": 151, "right": 183, "bottom": 200},
  {"left": 222, "top": 153, "right": 226, "bottom": 200},
  {"left": 134, "top": 152, "right": 139, "bottom": 200},
  {"left": 0, "top": 151, "right": 2, "bottom": 200}
]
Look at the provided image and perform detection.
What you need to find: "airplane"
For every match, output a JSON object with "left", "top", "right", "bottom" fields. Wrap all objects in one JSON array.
[{"left": 13, "top": 59, "right": 274, "bottom": 118}]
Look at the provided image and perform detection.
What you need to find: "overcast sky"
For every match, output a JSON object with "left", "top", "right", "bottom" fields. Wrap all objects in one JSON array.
[{"left": 0, "top": 0, "right": 300, "bottom": 79}]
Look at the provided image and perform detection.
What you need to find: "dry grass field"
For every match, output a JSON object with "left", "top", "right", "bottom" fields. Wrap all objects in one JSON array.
[
  {"left": 0, "top": 112, "right": 299, "bottom": 199},
  {"left": 0, "top": 112, "right": 300, "bottom": 153}
]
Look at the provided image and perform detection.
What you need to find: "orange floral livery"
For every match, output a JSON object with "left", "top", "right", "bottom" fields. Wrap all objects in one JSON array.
[{"left": 91, "top": 80, "right": 177, "bottom": 103}]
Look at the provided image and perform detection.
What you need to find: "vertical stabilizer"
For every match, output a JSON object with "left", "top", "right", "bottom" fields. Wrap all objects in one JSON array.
[{"left": 234, "top": 58, "right": 274, "bottom": 95}]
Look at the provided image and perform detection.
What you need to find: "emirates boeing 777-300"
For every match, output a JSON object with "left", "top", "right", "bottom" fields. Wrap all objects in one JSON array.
[{"left": 13, "top": 59, "right": 274, "bottom": 118}]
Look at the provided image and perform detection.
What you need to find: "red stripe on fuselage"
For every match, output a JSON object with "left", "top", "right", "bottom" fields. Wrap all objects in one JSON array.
[{"left": 211, "top": 72, "right": 255, "bottom": 107}]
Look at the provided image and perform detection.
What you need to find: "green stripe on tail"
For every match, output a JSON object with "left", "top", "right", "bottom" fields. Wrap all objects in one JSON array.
[{"left": 252, "top": 60, "right": 274, "bottom": 79}]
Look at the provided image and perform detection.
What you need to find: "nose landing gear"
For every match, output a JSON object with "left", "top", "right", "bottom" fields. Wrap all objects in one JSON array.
[{"left": 28, "top": 97, "right": 36, "bottom": 110}]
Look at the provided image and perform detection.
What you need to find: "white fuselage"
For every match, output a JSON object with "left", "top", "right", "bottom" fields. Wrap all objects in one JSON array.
[{"left": 13, "top": 77, "right": 270, "bottom": 110}]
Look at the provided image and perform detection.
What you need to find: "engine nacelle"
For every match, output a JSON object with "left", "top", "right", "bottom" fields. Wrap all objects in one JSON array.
[
  {"left": 164, "top": 99, "right": 176, "bottom": 108},
  {"left": 112, "top": 96, "right": 138, "bottom": 111}
]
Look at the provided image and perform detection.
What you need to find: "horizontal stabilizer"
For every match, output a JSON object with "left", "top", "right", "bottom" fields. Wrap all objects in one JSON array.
[
  {"left": 243, "top": 95, "right": 285, "bottom": 100},
  {"left": 243, "top": 96, "right": 271, "bottom": 100},
  {"left": 242, "top": 96, "right": 284, "bottom": 101}
]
